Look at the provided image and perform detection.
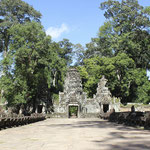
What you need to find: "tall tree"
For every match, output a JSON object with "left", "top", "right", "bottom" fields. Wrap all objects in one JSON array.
[
  {"left": 73, "top": 43, "right": 85, "bottom": 66},
  {"left": 58, "top": 38, "right": 73, "bottom": 66},
  {"left": 1, "top": 22, "right": 53, "bottom": 111},
  {"left": 84, "top": 22, "right": 114, "bottom": 59},
  {"left": 0, "top": 0, "right": 41, "bottom": 72},
  {"left": 99, "top": 0, "right": 150, "bottom": 69},
  {"left": 78, "top": 53, "right": 150, "bottom": 103},
  {"left": 49, "top": 39, "right": 73, "bottom": 93},
  {"left": 0, "top": 0, "right": 42, "bottom": 107},
  {"left": 2, "top": 21, "right": 71, "bottom": 112}
]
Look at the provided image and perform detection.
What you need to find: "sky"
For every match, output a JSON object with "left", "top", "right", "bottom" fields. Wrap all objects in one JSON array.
[
  {"left": 23, "top": 0, "right": 105, "bottom": 47},
  {"left": 23, "top": 0, "right": 150, "bottom": 47},
  {"left": 21, "top": 0, "right": 150, "bottom": 77}
]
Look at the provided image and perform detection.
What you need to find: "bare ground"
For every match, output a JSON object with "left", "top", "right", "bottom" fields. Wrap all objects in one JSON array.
[{"left": 0, "top": 118, "right": 150, "bottom": 150}]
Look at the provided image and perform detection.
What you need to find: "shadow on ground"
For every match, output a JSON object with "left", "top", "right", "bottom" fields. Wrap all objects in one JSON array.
[
  {"left": 40, "top": 119, "right": 150, "bottom": 150},
  {"left": 40, "top": 119, "right": 148, "bottom": 131},
  {"left": 43, "top": 120, "right": 114, "bottom": 128}
]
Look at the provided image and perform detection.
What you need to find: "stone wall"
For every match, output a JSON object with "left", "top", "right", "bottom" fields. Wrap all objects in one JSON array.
[
  {"left": 101, "top": 110, "right": 150, "bottom": 129},
  {"left": 54, "top": 68, "right": 120, "bottom": 118},
  {"left": 53, "top": 68, "right": 150, "bottom": 118},
  {"left": 120, "top": 103, "right": 150, "bottom": 112},
  {"left": 84, "top": 99, "right": 100, "bottom": 114},
  {"left": 0, "top": 113, "right": 45, "bottom": 129}
]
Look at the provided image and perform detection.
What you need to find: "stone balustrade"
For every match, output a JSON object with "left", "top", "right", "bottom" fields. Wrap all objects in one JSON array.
[
  {"left": 0, "top": 113, "right": 45, "bottom": 129},
  {"left": 100, "top": 110, "right": 150, "bottom": 129}
]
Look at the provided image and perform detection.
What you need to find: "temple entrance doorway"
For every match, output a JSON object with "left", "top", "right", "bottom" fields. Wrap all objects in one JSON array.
[
  {"left": 37, "top": 105, "right": 43, "bottom": 113},
  {"left": 103, "top": 104, "right": 109, "bottom": 113},
  {"left": 68, "top": 105, "right": 79, "bottom": 118}
]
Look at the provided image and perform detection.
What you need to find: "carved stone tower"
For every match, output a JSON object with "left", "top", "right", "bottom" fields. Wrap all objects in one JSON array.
[
  {"left": 57, "top": 68, "right": 87, "bottom": 117},
  {"left": 53, "top": 69, "right": 119, "bottom": 118}
]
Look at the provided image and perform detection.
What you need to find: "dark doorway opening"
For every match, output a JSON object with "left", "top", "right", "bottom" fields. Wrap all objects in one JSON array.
[
  {"left": 103, "top": 104, "right": 109, "bottom": 113},
  {"left": 69, "top": 106, "right": 78, "bottom": 118},
  {"left": 37, "top": 105, "right": 43, "bottom": 113}
]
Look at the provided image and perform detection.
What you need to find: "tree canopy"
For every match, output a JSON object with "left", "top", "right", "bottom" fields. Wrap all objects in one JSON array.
[
  {"left": 0, "top": 0, "right": 73, "bottom": 112},
  {"left": 0, "top": 0, "right": 150, "bottom": 113},
  {"left": 77, "top": 0, "right": 150, "bottom": 104}
]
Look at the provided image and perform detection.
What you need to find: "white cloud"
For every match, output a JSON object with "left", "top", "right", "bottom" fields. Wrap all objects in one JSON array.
[{"left": 46, "top": 23, "right": 69, "bottom": 39}]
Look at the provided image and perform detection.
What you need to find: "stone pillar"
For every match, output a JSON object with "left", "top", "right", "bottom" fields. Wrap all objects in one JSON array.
[{"left": 42, "top": 106, "right": 46, "bottom": 114}]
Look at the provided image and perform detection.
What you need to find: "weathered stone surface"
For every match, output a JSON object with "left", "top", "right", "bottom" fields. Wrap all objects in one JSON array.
[
  {"left": 55, "top": 68, "right": 87, "bottom": 117},
  {"left": 95, "top": 76, "right": 111, "bottom": 104},
  {"left": 54, "top": 68, "right": 119, "bottom": 118},
  {"left": 120, "top": 103, "right": 150, "bottom": 112},
  {"left": 0, "top": 113, "right": 45, "bottom": 129},
  {"left": 2, "top": 118, "right": 150, "bottom": 150}
]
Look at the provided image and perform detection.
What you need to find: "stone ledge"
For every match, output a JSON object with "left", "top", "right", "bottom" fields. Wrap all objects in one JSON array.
[{"left": 0, "top": 113, "right": 46, "bottom": 129}]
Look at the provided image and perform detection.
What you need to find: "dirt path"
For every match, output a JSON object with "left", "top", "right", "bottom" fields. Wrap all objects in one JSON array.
[{"left": 0, "top": 118, "right": 150, "bottom": 150}]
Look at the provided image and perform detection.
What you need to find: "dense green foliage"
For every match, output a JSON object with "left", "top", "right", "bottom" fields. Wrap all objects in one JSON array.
[
  {"left": 78, "top": 0, "right": 150, "bottom": 104},
  {"left": 0, "top": 0, "right": 41, "bottom": 59},
  {"left": 0, "top": 0, "right": 150, "bottom": 113},
  {"left": 69, "top": 106, "right": 78, "bottom": 117},
  {"left": 78, "top": 53, "right": 150, "bottom": 103},
  {"left": 0, "top": 0, "right": 73, "bottom": 112},
  {"left": 0, "top": 0, "right": 41, "bottom": 109}
]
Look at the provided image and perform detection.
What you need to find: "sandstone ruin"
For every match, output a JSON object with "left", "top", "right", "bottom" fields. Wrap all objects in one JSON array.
[{"left": 53, "top": 68, "right": 120, "bottom": 118}]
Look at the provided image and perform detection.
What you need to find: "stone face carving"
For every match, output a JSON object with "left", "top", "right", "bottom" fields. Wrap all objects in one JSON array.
[{"left": 54, "top": 68, "right": 119, "bottom": 118}]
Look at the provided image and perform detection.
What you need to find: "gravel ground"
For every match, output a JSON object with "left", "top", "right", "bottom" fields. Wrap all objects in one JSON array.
[{"left": 0, "top": 118, "right": 150, "bottom": 150}]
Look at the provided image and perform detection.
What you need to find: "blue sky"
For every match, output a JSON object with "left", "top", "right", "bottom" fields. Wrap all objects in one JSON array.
[
  {"left": 22, "top": 0, "right": 150, "bottom": 77},
  {"left": 23, "top": 0, "right": 150, "bottom": 47},
  {"left": 23, "top": 0, "right": 105, "bottom": 47}
]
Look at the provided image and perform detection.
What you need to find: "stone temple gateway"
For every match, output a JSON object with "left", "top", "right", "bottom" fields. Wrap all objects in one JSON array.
[{"left": 53, "top": 68, "right": 120, "bottom": 118}]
